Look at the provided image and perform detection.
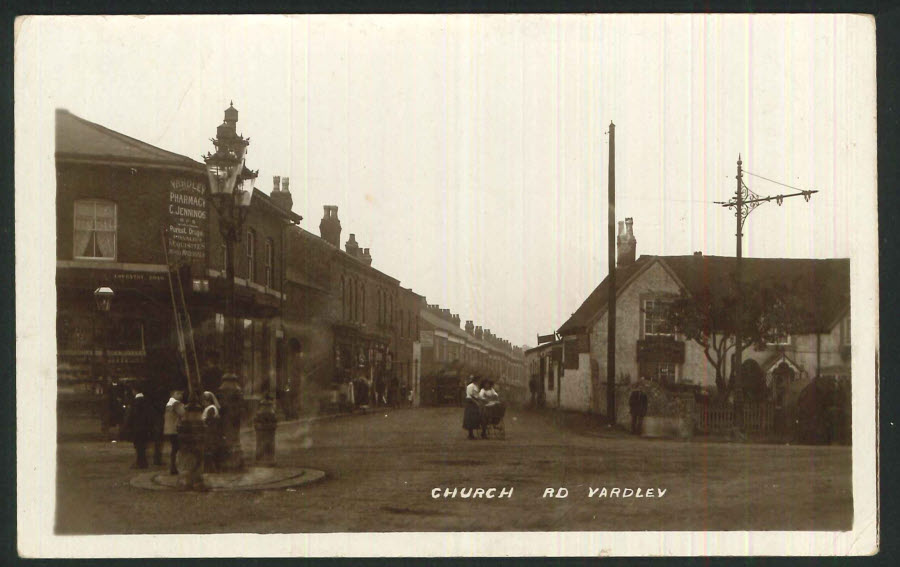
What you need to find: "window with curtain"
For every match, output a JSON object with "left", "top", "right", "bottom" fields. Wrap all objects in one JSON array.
[
  {"left": 73, "top": 199, "right": 117, "bottom": 260},
  {"left": 246, "top": 229, "right": 256, "bottom": 281},
  {"left": 841, "top": 315, "right": 851, "bottom": 346}
]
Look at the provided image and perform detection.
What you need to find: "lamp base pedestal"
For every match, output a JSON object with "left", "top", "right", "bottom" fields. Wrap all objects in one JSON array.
[
  {"left": 217, "top": 373, "right": 245, "bottom": 472},
  {"left": 254, "top": 396, "right": 277, "bottom": 467},
  {"left": 176, "top": 406, "right": 207, "bottom": 491}
]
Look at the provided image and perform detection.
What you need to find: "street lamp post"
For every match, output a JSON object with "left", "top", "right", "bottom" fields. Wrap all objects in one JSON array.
[
  {"left": 204, "top": 102, "right": 258, "bottom": 472},
  {"left": 93, "top": 286, "right": 114, "bottom": 370},
  {"left": 94, "top": 287, "right": 113, "bottom": 432}
]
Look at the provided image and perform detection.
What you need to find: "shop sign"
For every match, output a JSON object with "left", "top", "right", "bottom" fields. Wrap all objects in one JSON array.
[
  {"left": 537, "top": 333, "right": 556, "bottom": 344},
  {"left": 167, "top": 177, "right": 207, "bottom": 262}
]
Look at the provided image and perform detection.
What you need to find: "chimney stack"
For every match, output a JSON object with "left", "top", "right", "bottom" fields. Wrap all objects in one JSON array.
[
  {"left": 319, "top": 206, "right": 342, "bottom": 247},
  {"left": 465, "top": 320, "right": 474, "bottom": 334},
  {"left": 270, "top": 174, "right": 293, "bottom": 212},
  {"left": 345, "top": 233, "right": 360, "bottom": 257},
  {"left": 616, "top": 217, "right": 636, "bottom": 267},
  {"left": 475, "top": 326, "right": 483, "bottom": 339},
  {"left": 361, "top": 247, "right": 372, "bottom": 266}
]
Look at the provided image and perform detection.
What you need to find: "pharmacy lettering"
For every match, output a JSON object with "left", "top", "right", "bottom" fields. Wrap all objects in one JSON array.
[{"left": 167, "top": 177, "right": 207, "bottom": 262}]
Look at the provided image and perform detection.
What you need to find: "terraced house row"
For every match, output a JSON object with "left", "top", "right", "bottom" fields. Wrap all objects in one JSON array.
[{"left": 55, "top": 105, "right": 525, "bottom": 418}]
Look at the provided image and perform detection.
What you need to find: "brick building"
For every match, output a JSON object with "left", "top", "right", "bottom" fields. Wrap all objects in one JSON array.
[
  {"left": 56, "top": 105, "right": 523, "bottom": 418},
  {"left": 55, "top": 108, "right": 299, "bottom": 404},
  {"left": 418, "top": 306, "right": 526, "bottom": 406},
  {"left": 280, "top": 205, "right": 416, "bottom": 412}
]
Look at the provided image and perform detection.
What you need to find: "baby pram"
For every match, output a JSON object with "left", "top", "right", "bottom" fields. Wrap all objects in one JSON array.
[{"left": 481, "top": 401, "right": 507, "bottom": 439}]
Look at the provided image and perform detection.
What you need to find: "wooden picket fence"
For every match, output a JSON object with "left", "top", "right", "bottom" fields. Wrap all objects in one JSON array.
[{"left": 694, "top": 402, "right": 774, "bottom": 434}]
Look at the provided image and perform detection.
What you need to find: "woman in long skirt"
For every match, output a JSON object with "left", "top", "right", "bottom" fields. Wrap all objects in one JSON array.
[{"left": 462, "top": 375, "right": 482, "bottom": 439}]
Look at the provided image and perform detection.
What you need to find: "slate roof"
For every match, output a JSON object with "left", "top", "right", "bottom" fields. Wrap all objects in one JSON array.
[
  {"left": 420, "top": 309, "right": 470, "bottom": 340},
  {"left": 557, "top": 255, "right": 850, "bottom": 335},
  {"left": 556, "top": 256, "right": 654, "bottom": 335},
  {"left": 55, "top": 109, "right": 204, "bottom": 172}
]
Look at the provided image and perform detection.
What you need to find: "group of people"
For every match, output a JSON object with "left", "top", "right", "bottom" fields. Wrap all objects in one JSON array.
[
  {"left": 462, "top": 375, "right": 505, "bottom": 440},
  {"left": 122, "top": 388, "right": 224, "bottom": 473},
  {"left": 347, "top": 372, "right": 409, "bottom": 410}
]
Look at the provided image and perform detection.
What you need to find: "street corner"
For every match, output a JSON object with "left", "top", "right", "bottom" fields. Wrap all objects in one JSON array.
[{"left": 130, "top": 466, "right": 326, "bottom": 492}]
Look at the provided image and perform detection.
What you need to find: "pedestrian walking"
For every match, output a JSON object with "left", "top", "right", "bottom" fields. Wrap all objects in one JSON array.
[
  {"left": 123, "top": 392, "right": 155, "bottom": 469},
  {"left": 149, "top": 386, "right": 167, "bottom": 466},
  {"left": 163, "top": 390, "right": 185, "bottom": 475},
  {"left": 629, "top": 388, "right": 648, "bottom": 435},
  {"left": 479, "top": 380, "right": 502, "bottom": 439},
  {"left": 462, "top": 375, "right": 482, "bottom": 440},
  {"left": 201, "top": 391, "right": 222, "bottom": 472}
]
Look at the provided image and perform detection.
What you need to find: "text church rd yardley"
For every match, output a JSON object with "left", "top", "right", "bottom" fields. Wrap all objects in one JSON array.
[{"left": 430, "top": 486, "right": 668, "bottom": 499}]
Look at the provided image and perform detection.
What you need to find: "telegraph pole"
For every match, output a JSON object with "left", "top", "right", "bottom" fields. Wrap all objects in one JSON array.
[
  {"left": 716, "top": 155, "right": 817, "bottom": 427},
  {"left": 734, "top": 156, "right": 744, "bottom": 425},
  {"left": 607, "top": 121, "right": 616, "bottom": 423}
]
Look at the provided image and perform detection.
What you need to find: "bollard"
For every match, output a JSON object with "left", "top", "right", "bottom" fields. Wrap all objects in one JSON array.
[
  {"left": 254, "top": 396, "right": 277, "bottom": 466},
  {"left": 176, "top": 403, "right": 207, "bottom": 491},
  {"left": 216, "top": 373, "right": 245, "bottom": 471}
]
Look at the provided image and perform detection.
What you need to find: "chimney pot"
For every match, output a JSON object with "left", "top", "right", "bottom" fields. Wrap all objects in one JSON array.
[
  {"left": 273, "top": 175, "right": 281, "bottom": 192},
  {"left": 282, "top": 177, "right": 290, "bottom": 193}
]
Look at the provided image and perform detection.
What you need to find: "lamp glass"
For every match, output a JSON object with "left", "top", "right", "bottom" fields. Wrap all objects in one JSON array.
[{"left": 94, "top": 286, "right": 114, "bottom": 312}]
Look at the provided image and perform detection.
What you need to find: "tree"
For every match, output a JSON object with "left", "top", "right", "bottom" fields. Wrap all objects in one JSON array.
[{"left": 666, "top": 278, "right": 808, "bottom": 399}]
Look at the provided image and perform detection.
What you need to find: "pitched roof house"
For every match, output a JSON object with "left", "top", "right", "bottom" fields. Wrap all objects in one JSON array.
[{"left": 545, "top": 219, "right": 850, "bottom": 415}]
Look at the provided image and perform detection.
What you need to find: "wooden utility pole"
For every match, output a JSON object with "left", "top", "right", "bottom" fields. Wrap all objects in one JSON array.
[
  {"left": 716, "top": 155, "right": 817, "bottom": 427},
  {"left": 607, "top": 121, "right": 616, "bottom": 423}
]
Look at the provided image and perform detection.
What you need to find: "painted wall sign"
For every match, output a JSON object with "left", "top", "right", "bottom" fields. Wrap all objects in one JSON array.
[{"left": 167, "top": 177, "right": 207, "bottom": 262}]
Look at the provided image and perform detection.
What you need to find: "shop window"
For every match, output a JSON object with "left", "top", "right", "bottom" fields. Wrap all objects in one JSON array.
[{"left": 73, "top": 199, "right": 117, "bottom": 260}]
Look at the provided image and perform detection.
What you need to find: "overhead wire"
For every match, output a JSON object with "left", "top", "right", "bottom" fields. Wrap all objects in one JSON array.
[{"left": 743, "top": 170, "right": 814, "bottom": 193}]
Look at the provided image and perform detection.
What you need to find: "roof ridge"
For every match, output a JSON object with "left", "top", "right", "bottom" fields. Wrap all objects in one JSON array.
[{"left": 56, "top": 109, "right": 202, "bottom": 166}]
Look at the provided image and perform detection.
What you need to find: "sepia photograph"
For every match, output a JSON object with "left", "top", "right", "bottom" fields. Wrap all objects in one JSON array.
[{"left": 15, "top": 13, "right": 878, "bottom": 557}]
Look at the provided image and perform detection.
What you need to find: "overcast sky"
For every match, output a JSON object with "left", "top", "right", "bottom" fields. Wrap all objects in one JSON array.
[{"left": 17, "top": 14, "right": 874, "bottom": 347}]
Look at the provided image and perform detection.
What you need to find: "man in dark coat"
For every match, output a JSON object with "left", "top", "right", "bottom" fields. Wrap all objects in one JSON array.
[
  {"left": 629, "top": 389, "right": 649, "bottom": 435},
  {"left": 124, "top": 392, "right": 156, "bottom": 468}
]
